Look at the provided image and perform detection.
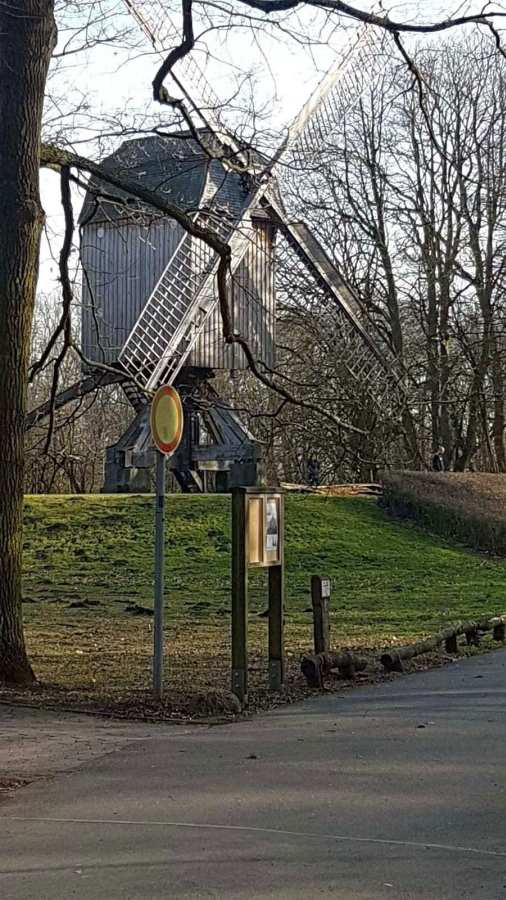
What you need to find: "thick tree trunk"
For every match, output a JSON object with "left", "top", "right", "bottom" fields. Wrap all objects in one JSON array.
[{"left": 0, "top": 1, "right": 56, "bottom": 683}]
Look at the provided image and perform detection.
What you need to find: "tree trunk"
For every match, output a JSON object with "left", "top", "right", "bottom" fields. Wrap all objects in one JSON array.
[
  {"left": 0, "top": 1, "right": 56, "bottom": 683},
  {"left": 490, "top": 330, "right": 506, "bottom": 472}
]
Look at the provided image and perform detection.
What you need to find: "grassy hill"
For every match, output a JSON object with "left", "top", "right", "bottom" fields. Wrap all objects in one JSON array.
[
  {"left": 14, "top": 492, "right": 506, "bottom": 714},
  {"left": 23, "top": 493, "right": 506, "bottom": 645}
]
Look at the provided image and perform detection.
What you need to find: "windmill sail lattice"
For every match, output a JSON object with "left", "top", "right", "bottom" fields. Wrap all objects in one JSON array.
[
  {"left": 272, "top": 215, "right": 406, "bottom": 413},
  {"left": 120, "top": 1, "right": 396, "bottom": 406},
  {"left": 285, "top": 22, "right": 385, "bottom": 168},
  {"left": 119, "top": 183, "right": 260, "bottom": 390},
  {"left": 124, "top": 0, "right": 225, "bottom": 135}
]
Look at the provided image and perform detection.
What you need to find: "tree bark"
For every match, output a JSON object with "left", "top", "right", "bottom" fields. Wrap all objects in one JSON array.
[{"left": 0, "top": 1, "right": 56, "bottom": 683}]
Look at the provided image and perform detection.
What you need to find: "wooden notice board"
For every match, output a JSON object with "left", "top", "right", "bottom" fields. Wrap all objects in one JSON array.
[{"left": 232, "top": 488, "right": 285, "bottom": 703}]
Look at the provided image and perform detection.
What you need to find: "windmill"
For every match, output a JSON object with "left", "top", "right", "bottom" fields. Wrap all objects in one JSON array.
[{"left": 74, "top": 0, "right": 407, "bottom": 491}]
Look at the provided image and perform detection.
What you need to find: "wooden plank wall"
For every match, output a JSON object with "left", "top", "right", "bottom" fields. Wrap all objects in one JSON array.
[{"left": 81, "top": 216, "right": 276, "bottom": 371}]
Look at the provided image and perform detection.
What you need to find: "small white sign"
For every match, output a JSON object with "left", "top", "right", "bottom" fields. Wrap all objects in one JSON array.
[{"left": 321, "top": 578, "right": 331, "bottom": 598}]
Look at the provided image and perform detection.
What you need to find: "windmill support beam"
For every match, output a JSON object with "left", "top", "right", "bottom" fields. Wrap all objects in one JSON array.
[
  {"left": 104, "top": 381, "right": 261, "bottom": 494},
  {"left": 25, "top": 370, "right": 125, "bottom": 431}
]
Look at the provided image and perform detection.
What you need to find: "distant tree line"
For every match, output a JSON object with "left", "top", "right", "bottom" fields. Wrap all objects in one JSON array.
[{"left": 228, "top": 34, "right": 506, "bottom": 481}]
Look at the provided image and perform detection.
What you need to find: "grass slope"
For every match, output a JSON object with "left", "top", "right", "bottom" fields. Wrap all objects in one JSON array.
[{"left": 23, "top": 493, "right": 506, "bottom": 643}]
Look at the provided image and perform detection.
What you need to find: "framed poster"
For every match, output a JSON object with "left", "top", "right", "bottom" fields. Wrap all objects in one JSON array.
[
  {"left": 244, "top": 493, "right": 283, "bottom": 566},
  {"left": 264, "top": 495, "right": 281, "bottom": 564},
  {"left": 266, "top": 498, "right": 278, "bottom": 551}
]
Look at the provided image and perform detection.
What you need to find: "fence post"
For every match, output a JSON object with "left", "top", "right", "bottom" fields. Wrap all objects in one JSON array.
[
  {"left": 493, "top": 621, "right": 506, "bottom": 642},
  {"left": 445, "top": 634, "right": 458, "bottom": 654},
  {"left": 268, "top": 564, "right": 284, "bottom": 690},
  {"left": 311, "top": 575, "right": 331, "bottom": 654}
]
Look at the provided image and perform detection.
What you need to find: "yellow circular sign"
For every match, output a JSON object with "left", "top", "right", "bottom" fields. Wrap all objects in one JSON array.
[{"left": 150, "top": 385, "right": 184, "bottom": 455}]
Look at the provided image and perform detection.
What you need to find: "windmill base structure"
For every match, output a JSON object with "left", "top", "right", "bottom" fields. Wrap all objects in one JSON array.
[{"left": 102, "top": 374, "right": 262, "bottom": 494}]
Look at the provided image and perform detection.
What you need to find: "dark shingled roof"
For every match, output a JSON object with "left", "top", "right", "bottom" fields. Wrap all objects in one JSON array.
[{"left": 79, "top": 131, "right": 251, "bottom": 225}]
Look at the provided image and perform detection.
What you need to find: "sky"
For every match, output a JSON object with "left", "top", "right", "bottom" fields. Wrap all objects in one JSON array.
[{"left": 39, "top": 0, "right": 506, "bottom": 293}]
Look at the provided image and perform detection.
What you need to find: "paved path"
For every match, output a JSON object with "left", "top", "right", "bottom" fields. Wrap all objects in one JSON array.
[
  {"left": 2, "top": 650, "right": 506, "bottom": 899},
  {"left": 0, "top": 705, "right": 162, "bottom": 782}
]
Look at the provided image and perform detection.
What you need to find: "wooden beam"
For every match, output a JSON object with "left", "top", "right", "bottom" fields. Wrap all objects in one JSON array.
[{"left": 26, "top": 370, "right": 124, "bottom": 430}]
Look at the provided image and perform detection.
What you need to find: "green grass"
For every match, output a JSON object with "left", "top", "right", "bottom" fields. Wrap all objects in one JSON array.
[{"left": 22, "top": 493, "right": 506, "bottom": 644}]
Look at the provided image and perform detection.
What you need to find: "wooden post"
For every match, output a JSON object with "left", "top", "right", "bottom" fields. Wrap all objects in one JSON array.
[
  {"left": 311, "top": 575, "right": 331, "bottom": 654},
  {"left": 268, "top": 564, "right": 284, "bottom": 691},
  {"left": 493, "top": 622, "right": 506, "bottom": 642},
  {"left": 466, "top": 627, "right": 480, "bottom": 646},
  {"left": 268, "top": 496, "right": 285, "bottom": 691},
  {"left": 445, "top": 634, "right": 458, "bottom": 654},
  {"left": 231, "top": 489, "right": 248, "bottom": 705}
]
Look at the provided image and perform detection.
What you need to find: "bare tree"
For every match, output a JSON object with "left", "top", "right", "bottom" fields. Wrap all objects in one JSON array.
[
  {"left": 26, "top": 292, "right": 131, "bottom": 493},
  {"left": 284, "top": 31, "right": 506, "bottom": 473}
]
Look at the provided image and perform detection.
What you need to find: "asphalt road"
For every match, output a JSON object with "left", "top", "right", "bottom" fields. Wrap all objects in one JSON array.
[{"left": 2, "top": 650, "right": 506, "bottom": 899}]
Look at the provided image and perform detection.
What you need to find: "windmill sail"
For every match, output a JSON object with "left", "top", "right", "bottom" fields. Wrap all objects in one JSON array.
[
  {"left": 269, "top": 212, "right": 406, "bottom": 412},
  {"left": 119, "top": 178, "right": 261, "bottom": 389},
  {"left": 123, "top": 0, "right": 224, "bottom": 133},
  {"left": 122, "top": 0, "right": 256, "bottom": 168},
  {"left": 284, "top": 21, "right": 385, "bottom": 168}
]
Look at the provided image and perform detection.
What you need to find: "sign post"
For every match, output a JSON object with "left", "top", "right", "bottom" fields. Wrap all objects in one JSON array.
[
  {"left": 150, "top": 385, "right": 184, "bottom": 700},
  {"left": 231, "top": 489, "right": 248, "bottom": 704},
  {"left": 153, "top": 450, "right": 166, "bottom": 700}
]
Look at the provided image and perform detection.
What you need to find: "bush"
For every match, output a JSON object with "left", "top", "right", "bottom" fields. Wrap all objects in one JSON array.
[{"left": 380, "top": 471, "right": 506, "bottom": 556}]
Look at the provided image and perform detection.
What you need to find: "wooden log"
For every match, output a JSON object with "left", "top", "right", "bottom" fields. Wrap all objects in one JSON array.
[
  {"left": 382, "top": 652, "right": 404, "bottom": 673},
  {"left": 301, "top": 651, "right": 367, "bottom": 688},
  {"left": 490, "top": 616, "right": 506, "bottom": 642},
  {"left": 381, "top": 635, "right": 442, "bottom": 673},
  {"left": 466, "top": 627, "right": 480, "bottom": 646},
  {"left": 380, "top": 614, "right": 506, "bottom": 672},
  {"left": 301, "top": 655, "right": 323, "bottom": 688}
]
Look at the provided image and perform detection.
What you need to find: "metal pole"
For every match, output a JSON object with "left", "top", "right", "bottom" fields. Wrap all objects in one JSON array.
[
  {"left": 153, "top": 450, "right": 166, "bottom": 699},
  {"left": 231, "top": 488, "right": 248, "bottom": 706}
]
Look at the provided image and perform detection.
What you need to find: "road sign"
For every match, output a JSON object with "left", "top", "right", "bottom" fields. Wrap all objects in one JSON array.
[{"left": 150, "top": 385, "right": 184, "bottom": 455}]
